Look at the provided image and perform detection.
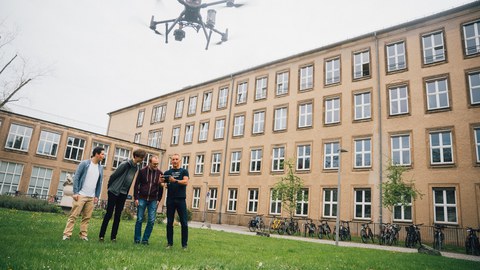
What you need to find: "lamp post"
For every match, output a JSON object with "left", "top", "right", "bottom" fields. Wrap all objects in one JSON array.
[{"left": 335, "top": 148, "right": 348, "bottom": 246}]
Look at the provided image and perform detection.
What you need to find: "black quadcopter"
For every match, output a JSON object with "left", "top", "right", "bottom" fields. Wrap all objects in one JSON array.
[{"left": 149, "top": 0, "right": 244, "bottom": 50}]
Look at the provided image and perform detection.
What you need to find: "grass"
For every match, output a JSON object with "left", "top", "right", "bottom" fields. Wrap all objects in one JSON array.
[{"left": 0, "top": 208, "right": 478, "bottom": 270}]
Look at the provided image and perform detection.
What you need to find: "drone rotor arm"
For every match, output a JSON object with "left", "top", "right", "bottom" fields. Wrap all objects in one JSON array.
[{"left": 200, "top": 0, "right": 228, "bottom": 8}]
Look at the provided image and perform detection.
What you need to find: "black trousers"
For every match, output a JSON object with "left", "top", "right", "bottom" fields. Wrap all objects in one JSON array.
[
  {"left": 166, "top": 198, "right": 188, "bottom": 247},
  {"left": 99, "top": 191, "right": 127, "bottom": 240}
]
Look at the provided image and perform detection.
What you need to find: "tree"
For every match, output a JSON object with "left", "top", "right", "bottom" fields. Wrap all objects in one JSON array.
[
  {"left": 271, "top": 160, "right": 304, "bottom": 218},
  {"left": 382, "top": 162, "right": 423, "bottom": 214}
]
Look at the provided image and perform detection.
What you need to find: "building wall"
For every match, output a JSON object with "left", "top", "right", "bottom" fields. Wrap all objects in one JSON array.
[
  {"left": 107, "top": 4, "right": 480, "bottom": 227},
  {"left": 0, "top": 111, "right": 164, "bottom": 201}
]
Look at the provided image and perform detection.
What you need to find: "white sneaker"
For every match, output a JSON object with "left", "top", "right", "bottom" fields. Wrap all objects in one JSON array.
[
  {"left": 80, "top": 237, "right": 89, "bottom": 241},
  {"left": 62, "top": 235, "right": 70, "bottom": 240}
]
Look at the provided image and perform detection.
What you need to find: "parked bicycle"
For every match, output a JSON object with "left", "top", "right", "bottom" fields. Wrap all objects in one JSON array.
[
  {"left": 284, "top": 217, "right": 300, "bottom": 235},
  {"left": 379, "top": 223, "right": 399, "bottom": 246},
  {"left": 433, "top": 224, "right": 446, "bottom": 251},
  {"left": 269, "top": 216, "right": 286, "bottom": 235},
  {"left": 405, "top": 223, "right": 422, "bottom": 248},
  {"left": 360, "top": 221, "right": 375, "bottom": 243},
  {"left": 465, "top": 227, "right": 480, "bottom": 256},
  {"left": 333, "top": 220, "right": 351, "bottom": 241},
  {"left": 318, "top": 220, "right": 331, "bottom": 239},
  {"left": 303, "top": 218, "right": 317, "bottom": 237},
  {"left": 248, "top": 215, "right": 265, "bottom": 232}
]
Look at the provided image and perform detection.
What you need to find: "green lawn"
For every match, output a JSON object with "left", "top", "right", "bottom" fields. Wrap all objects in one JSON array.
[{"left": 0, "top": 208, "right": 478, "bottom": 270}]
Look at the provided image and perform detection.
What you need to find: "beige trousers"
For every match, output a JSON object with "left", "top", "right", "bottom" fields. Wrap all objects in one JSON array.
[{"left": 63, "top": 195, "right": 94, "bottom": 238}]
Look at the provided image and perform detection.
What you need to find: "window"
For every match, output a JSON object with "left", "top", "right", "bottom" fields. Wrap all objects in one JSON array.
[
  {"left": 296, "top": 144, "right": 311, "bottom": 171},
  {"left": 299, "top": 65, "right": 313, "bottom": 90},
  {"left": 429, "top": 131, "right": 453, "bottom": 165},
  {"left": 324, "top": 142, "right": 340, "bottom": 169},
  {"left": 386, "top": 41, "right": 406, "bottom": 72},
  {"left": 422, "top": 31, "right": 445, "bottom": 64},
  {"left": 141, "top": 153, "right": 154, "bottom": 168},
  {"left": 325, "top": 57, "right": 340, "bottom": 85},
  {"left": 0, "top": 161, "right": 23, "bottom": 194},
  {"left": 274, "top": 107, "right": 288, "bottom": 131},
  {"left": 276, "top": 71, "right": 289, "bottom": 96},
  {"left": 252, "top": 111, "right": 265, "bottom": 134},
  {"left": 37, "top": 130, "right": 60, "bottom": 157},
  {"left": 271, "top": 146, "right": 285, "bottom": 172},
  {"left": 214, "top": 119, "right": 225, "bottom": 140},
  {"left": 247, "top": 189, "right": 259, "bottom": 213},
  {"left": 64, "top": 136, "right": 85, "bottom": 162},
  {"left": 296, "top": 189, "right": 309, "bottom": 216},
  {"left": 134, "top": 133, "right": 141, "bottom": 144},
  {"left": 325, "top": 97, "right": 340, "bottom": 124},
  {"left": 92, "top": 141, "right": 110, "bottom": 166},
  {"left": 298, "top": 102, "right": 312, "bottom": 128},
  {"left": 354, "top": 189, "right": 371, "bottom": 219},
  {"left": 250, "top": 149, "right": 262, "bottom": 173},
  {"left": 195, "top": 154, "right": 205, "bottom": 174},
  {"left": 468, "top": 71, "right": 480, "bottom": 105},
  {"left": 323, "top": 189, "right": 337, "bottom": 218},
  {"left": 171, "top": 127, "right": 180, "bottom": 145},
  {"left": 5, "top": 124, "right": 33, "bottom": 151},
  {"left": 227, "top": 188, "right": 238, "bottom": 212},
  {"left": 147, "top": 130, "right": 162, "bottom": 148},
  {"left": 151, "top": 104, "right": 166, "bottom": 123},
  {"left": 236, "top": 82, "right": 247, "bottom": 104},
  {"left": 426, "top": 78, "right": 449, "bottom": 111},
  {"left": 269, "top": 189, "right": 282, "bottom": 215},
  {"left": 233, "top": 115, "right": 245, "bottom": 137},
  {"left": 175, "top": 99, "right": 184, "bottom": 118},
  {"left": 192, "top": 188, "right": 201, "bottom": 209},
  {"left": 389, "top": 85, "right": 409, "bottom": 115},
  {"left": 113, "top": 147, "right": 130, "bottom": 168},
  {"left": 188, "top": 96, "right": 197, "bottom": 115},
  {"left": 199, "top": 122, "right": 209, "bottom": 142},
  {"left": 28, "top": 166, "right": 53, "bottom": 197},
  {"left": 208, "top": 188, "right": 217, "bottom": 210},
  {"left": 433, "top": 188, "right": 457, "bottom": 224},
  {"left": 354, "top": 138, "right": 372, "bottom": 168},
  {"left": 136, "top": 110, "right": 145, "bottom": 127},
  {"left": 393, "top": 195, "right": 412, "bottom": 222},
  {"left": 353, "top": 50, "right": 370, "bottom": 79},
  {"left": 230, "top": 151, "right": 241, "bottom": 173},
  {"left": 475, "top": 128, "right": 480, "bottom": 163},
  {"left": 184, "top": 124, "right": 194, "bottom": 144},
  {"left": 255, "top": 77, "right": 267, "bottom": 100},
  {"left": 57, "top": 171, "right": 74, "bottom": 199},
  {"left": 463, "top": 20, "right": 480, "bottom": 56},
  {"left": 354, "top": 92, "right": 371, "bottom": 120},
  {"left": 218, "top": 87, "right": 229, "bottom": 109},
  {"left": 211, "top": 153, "right": 221, "bottom": 174},
  {"left": 202, "top": 92, "right": 212, "bottom": 112},
  {"left": 391, "top": 135, "right": 411, "bottom": 166}
]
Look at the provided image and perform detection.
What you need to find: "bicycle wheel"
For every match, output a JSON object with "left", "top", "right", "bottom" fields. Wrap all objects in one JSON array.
[
  {"left": 268, "top": 221, "right": 275, "bottom": 234},
  {"left": 278, "top": 223, "right": 286, "bottom": 235},
  {"left": 318, "top": 228, "right": 324, "bottom": 239},
  {"left": 434, "top": 234, "right": 440, "bottom": 250},
  {"left": 361, "top": 230, "right": 367, "bottom": 243},
  {"left": 369, "top": 230, "right": 374, "bottom": 243},
  {"left": 473, "top": 237, "right": 480, "bottom": 256},
  {"left": 248, "top": 220, "right": 256, "bottom": 232},
  {"left": 286, "top": 225, "right": 293, "bottom": 235},
  {"left": 325, "top": 226, "right": 331, "bottom": 239},
  {"left": 466, "top": 237, "right": 472, "bottom": 255},
  {"left": 259, "top": 221, "right": 266, "bottom": 232},
  {"left": 308, "top": 224, "right": 316, "bottom": 237}
]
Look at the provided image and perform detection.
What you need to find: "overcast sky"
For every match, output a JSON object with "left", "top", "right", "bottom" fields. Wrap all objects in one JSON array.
[{"left": 0, "top": 0, "right": 476, "bottom": 134}]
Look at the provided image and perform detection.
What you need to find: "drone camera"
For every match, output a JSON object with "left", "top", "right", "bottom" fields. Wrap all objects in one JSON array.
[
  {"left": 206, "top": 9, "right": 216, "bottom": 27},
  {"left": 174, "top": 29, "right": 186, "bottom": 41},
  {"left": 226, "top": 0, "right": 235, "bottom": 7}
]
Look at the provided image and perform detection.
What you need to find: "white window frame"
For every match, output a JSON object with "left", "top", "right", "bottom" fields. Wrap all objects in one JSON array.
[
  {"left": 393, "top": 195, "right": 412, "bottom": 222},
  {"left": 325, "top": 57, "right": 340, "bottom": 85},
  {"left": 269, "top": 189, "right": 282, "bottom": 215},
  {"left": 92, "top": 141, "right": 109, "bottom": 167},
  {"left": 247, "top": 188, "right": 259, "bottom": 213},
  {"left": 296, "top": 144, "right": 311, "bottom": 171},
  {"left": 323, "top": 189, "right": 337, "bottom": 218},
  {"left": 422, "top": 31, "right": 445, "bottom": 64},
  {"left": 227, "top": 188, "right": 238, "bottom": 212},
  {"left": 296, "top": 189, "right": 309, "bottom": 216},
  {"left": 218, "top": 87, "right": 229, "bottom": 109},
  {"left": 233, "top": 115, "right": 245, "bottom": 137},
  {"left": 391, "top": 134, "right": 411, "bottom": 166},
  {"left": 354, "top": 92, "right": 371, "bottom": 120},
  {"left": 353, "top": 50, "right": 370, "bottom": 79},
  {"left": 298, "top": 102, "right": 312, "bottom": 128},
  {"left": 433, "top": 188, "right": 458, "bottom": 224},
  {"left": 28, "top": 166, "right": 53, "bottom": 197},
  {"left": 171, "top": 127, "right": 180, "bottom": 145},
  {"left": 0, "top": 161, "right": 23, "bottom": 194},
  {"left": 299, "top": 65, "right": 313, "bottom": 90},
  {"left": 475, "top": 128, "right": 480, "bottom": 163},
  {"left": 271, "top": 146, "right": 285, "bottom": 172},
  {"left": 276, "top": 71, "right": 289, "bottom": 96},
  {"left": 37, "top": 130, "right": 61, "bottom": 157},
  {"left": 255, "top": 77, "right": 267, "bottom": 100},
  {"left": 113, "top": 147, "right": 130, "bottom": 169},
  {"left": 354, "top": 138, "right": 372, "bottom": 168},
  {"left": 175, "top": 99, "right": 184, "bottom": 118},
  {"left": 426, "top": 78, "right": 449, "bottom": 110},
  {"left": 325, "top": 97, "right": 340, "bottom": 124},
  {"left": 324, "top": 142, "right": 339, "bottom": 169},
  {"left": 184, "top": 124, "right": 194, "bottom": 144},
  {"left": 386, "top": 41, "right": 406, "bottom": 72},
  {"left": 389, "top": 85, "right": 409, "bottom": 115},
  {"left": 195, "top": 154, "right": 205, "bottom": 174},
  {"left": 64, "top": 136, "right": 85, "bottom": 162},
  {"left": 199, "top": 122, "right": 209, "bottom": 142},
  {"left": 252, "top": 111, "right": 265, "bottom": 134},
  {"left": 236, "top": 82, "right": 248, "bottom": 104},
  {"left": 202, "top": 92, "right": 212, "bottom": 112},
  {"left": 463, "top": 20, "right": 480, "bottom": 56},
  {"left": 214, "top": 119, "right": 225, "bottom": 140},
  {"left": 354, "top": 189, "right": 372, "bottom": 219},
  {"left": 274, "top": 107, "right": 287, "bottom": 131},
  {"left": 181, "top": 156, "right": 190, "bottom": 170},
  {"left": 249, "top": 149, "right": 262, "bottom": 173},
  {"left": 151, "top": 104, "right": 166, "bottom": 123},
  {"left": 5, "top": 124, "right": 33, "bottom": 152},
  {"left": 230, "top": 151, "right": 241, "bottom": 173},
  {"left": 192, "top": 188, "right": 201, "bottom": 209},
  {"left": 136, "top": 110, "right": 145, "bottom": 127},
  {"left": 429, "top": 131, "right": 454, "bottom": 165},
  {"left": 211, "top": 153, "right": 221, "bottom": 174},
  {"left": 208, "top": 188, "right": 218, "bottom": 210},
  {"left": 134, "top": 133, "right": 141, "bottom": 144},
  {"left": 468, "top": 71, "right": 480, "bottom": 105},
  {"left": 188, "top": 96, "right": 197, "bottom": 115},
  {"left": 147, "top": 130, "right": 162, "bottom": 148}
]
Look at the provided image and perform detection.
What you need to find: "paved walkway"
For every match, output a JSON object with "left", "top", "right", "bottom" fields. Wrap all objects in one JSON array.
[{"left": 189, "top": 221, "right": 480, "bottom": 263}]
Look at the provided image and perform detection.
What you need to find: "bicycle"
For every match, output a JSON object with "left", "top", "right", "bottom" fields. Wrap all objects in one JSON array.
[
  {"left": 269, "top": 216, "right": 286, "bottom": 235},
  {"left": 433, "top": 224, "right": 446, "bottom": 251},
  {"left": 360, "top": 221, "right": 374, "bottom": 243},
  {"left": 317, "top": 220, "right": 331, "bottom": 239},
  {"left": 405, "top": 223, "right": 422, "bottom": 248},
  {"left": 303, "top": 218, "right": 317, "bottom": 237},
  {"left": 284, "top": 217, "right": 300, "bottom": 235},
  {"left": 465, "top": 227, "right": 480, "bottom": 256},
  {"left": 334, "top": 220, "right": 351, "bottom": 241},
  {"left": 248, "top": 215, "right": 265, "bottom": 232},
  {"left": 378, "top": 223, "right": 399, "bottom": 246}
]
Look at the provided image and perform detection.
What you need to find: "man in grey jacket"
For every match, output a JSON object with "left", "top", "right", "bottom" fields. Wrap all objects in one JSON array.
[
  {"left": 99, "top": 149, "right": 146, "bottom": 242},
  {"left": 62, "top": 146, "right": 105, "bottom": 241}
]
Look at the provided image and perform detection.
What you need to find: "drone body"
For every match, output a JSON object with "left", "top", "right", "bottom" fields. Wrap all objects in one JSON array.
[{"left": 150, "top": 0, "right": 243, "bottom": 50}]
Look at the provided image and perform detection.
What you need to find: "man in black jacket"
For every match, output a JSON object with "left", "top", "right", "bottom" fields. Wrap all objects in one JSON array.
[{"left": 133, "top": 155, "right": 163, "bottom": 245}]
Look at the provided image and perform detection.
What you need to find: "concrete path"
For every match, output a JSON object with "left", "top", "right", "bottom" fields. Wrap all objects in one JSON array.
[{"left": 189, "top": 221, "right": 480, "bottom": 263}]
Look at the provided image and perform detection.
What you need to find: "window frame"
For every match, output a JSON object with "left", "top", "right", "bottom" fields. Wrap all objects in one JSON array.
[
  {"left": 214, "top": 118, "right": 226, "bottom": 140},
  {"left": 230, "top": 150, "right": 242, "bottom": 174},
  {"left": 233, "top": 114, "right": 245, "bottom": 137},
  {"left": 323, "top": 188, "right": 338, "bottom": 218},
  {"left": 210, "top": 152, "right": 221, "bottom": 174},
  {"left": 227, "top": 188, "right": 238, "bottom": 212},
  {"left": 433, "top": 187, "right": 458, "bottom": 224},
  {"left": 5, "top": 123, "right": 33, "bottom": 152},
  {"left": 390, "top": 134, "right": 412, "bottom": 166},
  {"left": 353, "top": 91, "right": 371, "bottom": 121},
  {"left": 354, "top": 188, "right": 372, "bottom": 220},
  {"left": 462, "top": 19, "right": 480, "bottom": 57},
  {"left": 247, "top": 188, "right": 259, "bottom": 213},
  {"left": 36, "top": 130, "right": 61, "bottom": 157},
  {"left": 298, "top": 101, "right": 313, "bottom": 129},
  {"left": 217, "top": 86, "right": 229, "bottom": 109},
  {"left": 192, "top": 187, "right": 201, "bottom": 209},
  {"left": 323, "top": 141, "right": 340, "bottom": 170},
  {"left": 195, "top": 154, "right": 205, "bottom": 175},
  {"left": 249, "top": 148, "right": 263, "bottom": 173},
  {"left": 64, "top": 136, "right": 86, "bottom": 162},
  {"left": 324, "top": 96, "right": 341, "bottom": 125},
  {"left": 273, "top": 106, "right": 288, "bottom": 132},
  {"left": 276, "top": 70, "right": 289, "bottom": 96},
  {"left": 295, "top": 189, "right": 309, "bottom": 216},
  {"left": 174, "top": 99, "right": 184, "bottom": 118},
  {"left": 296, "top": 144, "right": 311, "bottom": 171},
  {"left": 354, "top": 137, "right": 372, "bottom": 169},
  {"left": 467, "top": 70, "right": 480, "bottom": 106},
  {"left": 252, "top": 110, "right": 266, "bottom": 135},
  {"left": 151, "top": 104, "right": 167, "bottom": 124},
  {"left": 424, "top": 76, "right": 450, "bottom": 112},
  {"left": 429, "top": 130, "right": 454, "bottom": 165},
  {"left": 136, "top": 109, "right": 145, "bottom": 127},
  {"left": 388, "top": 84, "right": 410, "bottom": 116},
  {"left": 299, "top": 64, "right": 314, "bottom": 91},
  {"left": 386, "top": 40, "right": 407, "bottom": 73},
  {"left": 236, "top": 81, "right": 248, "bottom": 105},
  {"left": 421, "top": 30, "right": 446, "bottom": 65},
  {"left": 202, "top": 91, "right": 213, "bottom": 112},
  {"left": 171, "top": 126, "right": 181, "bottom": 146},
  {"left": 255, "top": 76, "right": 268, "bottom": 101},
  {"left": 353, "top": 50, "right": 371, "bottom": 80},
  {"left": 271, "top": 146, "right": 285, "bottom": 172},
  {"left": 187, "top": 95, "right": 197, "bottom": 116},
  {"left": 198, "top": 121, "right": 209, "bottom": 142},
  {"left": 325, "top": 56, "right": 341, "bottom": 85}
]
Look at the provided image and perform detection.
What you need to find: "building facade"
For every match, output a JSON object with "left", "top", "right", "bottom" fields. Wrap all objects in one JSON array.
[
  {"left": 0, "top": 111, "right": 164, "bottom": 202},
  {"left": 107, "top": 3, "right": 480, "bottom": 228}
]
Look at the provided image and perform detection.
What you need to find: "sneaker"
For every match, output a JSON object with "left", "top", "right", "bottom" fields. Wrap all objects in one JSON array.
[
  {"left": 80, "top": 237, "right": 89, "bottom": 241},
  {"left": 99, "top": 237, "right": 104, "bottom": 242},
  {"left": 111, "top": 239, "right": 116, "bottom": 243},
  {"left": 182, "top": 246, "right": 188, "bottom": 251},
  {"left": 62, "top": 235, "right": 70, "bottom": 241},
  {"left": 134, "top": 240, "right": 140, "bottom": 244},
  {"left": 141, "top": 241, "right": 149, "bottom": 245},
  {"left": 165, "top": 245, "right": 172, "bottom": 250}
]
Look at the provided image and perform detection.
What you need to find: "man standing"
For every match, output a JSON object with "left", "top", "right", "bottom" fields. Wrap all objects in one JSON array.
[
  {"left": 133, "top": 155, "right": 163, "bottom": 245},
  {"left": 99, "top": 149, "right": 146, "bottom": 242},
  {"left": 163, "top": 153, "right": 189, "bottom": 250},
  {"left": 62, "top": 146, "right": 105, "bottom": 241}
]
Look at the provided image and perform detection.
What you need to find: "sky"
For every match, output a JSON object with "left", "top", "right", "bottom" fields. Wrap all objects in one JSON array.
[{"left": 0, "top": 0, "right": 477, "bottom": 134}]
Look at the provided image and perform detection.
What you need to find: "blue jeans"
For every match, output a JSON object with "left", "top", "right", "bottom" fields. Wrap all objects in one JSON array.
[
  {"left": 166, "top": 198, "right": 188, "bottom": 247},
  {"left": 134, "top": 199, "right": 158, "bottom": 242}
]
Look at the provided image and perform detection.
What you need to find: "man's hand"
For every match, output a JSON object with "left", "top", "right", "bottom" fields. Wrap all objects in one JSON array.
[
  {"left": 72, "top": 194, "right": 79, "bottom": 201},
  {"left": 94, "top": 197, "right": 98, "bottom": 204},
  {"left": 135, "top": 199, "right": 139, "bottom": 207}
]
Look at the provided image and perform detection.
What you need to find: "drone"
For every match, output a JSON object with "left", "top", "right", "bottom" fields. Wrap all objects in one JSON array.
[{"left": 149, "top": 0, "right": 244, "bottom": 50}]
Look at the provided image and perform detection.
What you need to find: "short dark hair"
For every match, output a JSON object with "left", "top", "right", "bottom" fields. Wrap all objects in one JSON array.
[
  {"left": 133, "top": 149, "right": 147, "bottom": 159},
  {"left": 149, "top": 155, "right": 159, "bottom": 163},
  {"left": 92, "top": 146, "right": 104, "bottom": 157}
]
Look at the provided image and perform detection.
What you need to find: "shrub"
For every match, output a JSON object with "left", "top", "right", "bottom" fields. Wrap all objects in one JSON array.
[
  {"left": 0, "top": 195, "right": 62, "bottom": 213},
  {"left": 91, "top": 208, "right": 106, "bottom": 219}
]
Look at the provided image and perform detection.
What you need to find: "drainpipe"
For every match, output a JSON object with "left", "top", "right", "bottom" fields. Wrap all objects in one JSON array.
[
  {"left": 374, "top": 32, "right": 383, "bottom": 225},
  {"left": 218, "top": 74, "right": 236, "bottom": 224}
]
